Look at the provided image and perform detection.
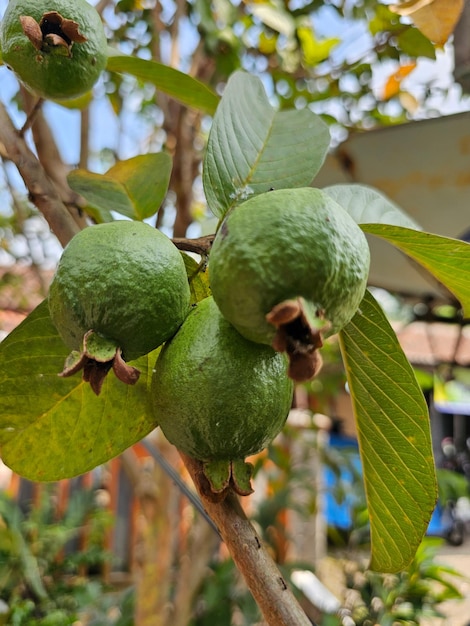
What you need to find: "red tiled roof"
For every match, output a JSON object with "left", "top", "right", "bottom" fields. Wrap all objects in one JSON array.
[{"left": 395, "top": 321, "right": 470, "bottom": 366}]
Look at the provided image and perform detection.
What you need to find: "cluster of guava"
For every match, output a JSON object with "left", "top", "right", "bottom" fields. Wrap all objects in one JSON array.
[{"left": 47, "top": 186, "right": 370, "bottom": 498}]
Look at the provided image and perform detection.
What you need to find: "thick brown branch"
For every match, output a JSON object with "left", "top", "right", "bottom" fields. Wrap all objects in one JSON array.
[
  {"left": 0, "top": 102, "right": 80, "bottom": 247},
  {"left": 172, "top": 234, "right": 214, "bottom": 256},
  {"left": 180, "top": 452, "right": 312, "bottom": 626},
  {"left": 21, "top": 88, "right": 88, "bottom": 229}
]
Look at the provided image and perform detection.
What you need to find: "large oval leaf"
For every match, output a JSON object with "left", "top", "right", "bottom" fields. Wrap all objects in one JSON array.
[
  {"left": 0, "top": 301, "right": 157, "bottom": 481},
  {"left": 203, "top": 71, "right": 330, "bottom": 219},
  {"left": 323, "top": 184, "right": 420, "bottom": 229},
  {"left": 106, "top": 49, "right": 219, "bottom": 115},
  {"left": 362, "top": 224, "right": 470, "bottom": 316},
  {"left": 68, "top": 153, "right": 172, "bottom": 222},
  {"left": 339, "top": 290, "right": 437, "bottom": 573}
]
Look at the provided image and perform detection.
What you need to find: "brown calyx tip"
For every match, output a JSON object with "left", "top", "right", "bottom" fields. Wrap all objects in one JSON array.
[
  {"left": 20, "top": 11, "right": 87, "bottom": 56},
  {"left": 59, "top": 334, "right": 140, "bottom": 396},
  {"left": 266, "top": 298, "right": 328, "bottom": 383}
]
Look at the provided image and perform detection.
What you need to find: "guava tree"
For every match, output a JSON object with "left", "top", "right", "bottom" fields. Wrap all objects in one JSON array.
[{"left": 1, "top": 1, "right": 470, "bottom": 624}]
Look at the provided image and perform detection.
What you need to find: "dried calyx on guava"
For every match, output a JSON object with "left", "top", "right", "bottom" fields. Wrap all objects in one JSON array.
[
  {"left": 48, "top": 220, "right": 191, "bottom": 395},
  {"left": 151, "top": 296, "right": 294, "bottom": 501},
  {"left": 0, "top": 0, "right": 107, "bottom": 100},
  {"left": 208, "top": 187, "right": 370, "bottom": 382}
]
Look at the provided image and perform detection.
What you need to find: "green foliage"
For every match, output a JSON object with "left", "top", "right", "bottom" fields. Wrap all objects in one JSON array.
[
  {"left": 361, "top": 225, "right": 470, "bottom": 317},
  {"left": 0, "top": 301, "right": 158, "bottom": 481},
  {"left": 203, "top": 71, "right": 330, "bottom": 219},
  {"left": 68, "top": 153, "right": 172, "bottom": 222},
  {"left": 190, "top": 559, "right": 261, "bottom": 625},
  {"left": 106, "top": 49, "right": 219, "bottom": 115},
  {"left": 323, "top": 184, "right": 420, "bottom": 230},
  {"left": 338, "top": 538, "right": 464, "bottom": 625},
  {"left": 339, "top": 291, "right": 436, "bottom": 572},
  {"left": 0, "top": 485, "right": 117, "bottom": 625},
  {"left": 0, "top": 70, "right": 469, "bottom": 575}
]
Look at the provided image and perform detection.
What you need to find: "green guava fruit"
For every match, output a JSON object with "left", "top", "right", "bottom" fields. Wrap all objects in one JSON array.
[
  {"left": 208, "top": 187, "right": 370, "bottom": 382},
  {"left": 48, "top": 220, "right": 191, "bottom": 394},
  {"left": 0, "top": 0, "right": 107, "bottom": 100},
  {"left": 151, "top": 296, "right": 294, "bottom": 499}
]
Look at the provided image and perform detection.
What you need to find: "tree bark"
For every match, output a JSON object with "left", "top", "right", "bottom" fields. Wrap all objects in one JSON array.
[
  {"left": 180, "top": 452, "right": 312, "bottom": 626},
  {"left": 0, "top": 102, "right": 80, "bottom": 247}
]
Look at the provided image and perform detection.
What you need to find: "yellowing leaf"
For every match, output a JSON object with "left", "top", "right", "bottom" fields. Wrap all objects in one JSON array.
[
  {"left": 391, "top": 0, "right": 464, "bottom": 45},
  {"left": 258, "top": 31, "right": 278, "bottom": 54},
  {"left": 297, "top": 26, "right": 340, "bottom": 66},
  {"left": 383, "top": 62, "right": 417, "bottom": 100}
]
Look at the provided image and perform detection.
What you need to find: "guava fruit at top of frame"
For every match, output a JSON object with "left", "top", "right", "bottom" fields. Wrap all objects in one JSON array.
[
  {"left": 208, "top": 187, "right": 370, "bottom": 382},
  {"left": 151, "top": 296, "right": 294, "bottom": 499},
  {"left": 0, "top": 0, "right": 107, "bottom": 100},
  {"left": 48, "top": 220, "right": 191, "bottom": 394}
]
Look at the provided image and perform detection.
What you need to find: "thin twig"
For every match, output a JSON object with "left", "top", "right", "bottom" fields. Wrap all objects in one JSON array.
[
  {"left": 180, "top": 452, "right": 312, "bottom": 626},
  {"left": 0, "top": 102, "right": 80, "bottom": 247},
  {"left": 19, "top": 97, "right": 44, "bottom": 136}
]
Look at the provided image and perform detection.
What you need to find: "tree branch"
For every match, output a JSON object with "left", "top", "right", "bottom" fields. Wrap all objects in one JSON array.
[
  {"left": 180, "top": 452, "right": 312, "bottom": 626},
  {"left": 21, "top": 89, "right": 88, "bottom": 229},
  {"left": 0, "top": 102, "right": 80, "bottom": 248},
  {"left": 172, "top": 234, "right": 214, "bottom": 256}
]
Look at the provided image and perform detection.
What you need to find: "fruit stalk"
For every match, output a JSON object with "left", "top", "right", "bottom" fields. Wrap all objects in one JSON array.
[
  {"left": 180, "top": 452, "right": 312, "bottom": 626},
  {"left": 0, "top": 102, "right": 80, "bottom": 246}
]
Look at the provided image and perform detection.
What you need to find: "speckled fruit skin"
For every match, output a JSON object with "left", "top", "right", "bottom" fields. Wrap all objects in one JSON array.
[
  {"left": 0, "top": 0, "right": 107, "bottom": 100},
  {"left": 48, "top": 221, "right": 191, "bottom": 362},
  {"left": 152, "top": 297, "right": 294, "bottom": 462},
  {"left": 209, "top": 187, "right": 370, "bottom": 344}
]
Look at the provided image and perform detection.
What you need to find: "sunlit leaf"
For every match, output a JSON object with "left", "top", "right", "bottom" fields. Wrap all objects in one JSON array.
[
  {"left": 68, "top": 171, "right": 132, "bottom": 222},
  {"left": 323, "top": 184, "right": 420, "bottom": 229},
  {"left": 108, "top": 154, "right": 172, "bottom": 220},
  {"left": 249, "top": 3, "right": 296, "bottom": 37},
  {"left": 362, "top": 224, "right": 470, "bottom": 316},
  {"left": 0, "top": 301, "right": 157, "bottom": 481},
  {"left": 297, "top": 26, "right": 340, "bottom": 66},
  {"left": 68, "top": 153, "right": 172, "bottom": 222},
  {"left": 203, "top": 71, "right": 330, "bottom": 219},
  {"left": 106, "top": 49, "right": 219, "bottom": 115},
  {"left": 391, "top": 0, "right": 464, "bottom": 46},
  {"left": 339, "top": 290, "right": 437, "bottom": 572}
]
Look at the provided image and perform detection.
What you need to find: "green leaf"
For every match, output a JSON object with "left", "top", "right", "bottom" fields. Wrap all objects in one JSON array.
[
  {"left": 0, "top": 301, "right": 157, "bottom": 482},
  {"left": 203, "top": 71, "right": 330, "bottom": 219},
  {"left": 323, "top": 184, "right": 420, "bottom": 229},
  {"left": 68, "top": 153, "right": 172, "bottom": 222},
  {"left": 181, "top": 253, "right": 211, "bottom": 304},
  {"left": 106, "top": 49, "right": 219, "bottom": 115},
  {"left": 398, "top": 27, "right": 436, "bottom": 59},
  {"left": 339, "top": 290, "right": 437, "bottom": 572},
  {"left": 362, "top": 224, "right": 470, "bottom": 316},
  {"left": 16, "top": 529, "right": 48, "bottom": 599},
  {"left": 368, "top": 4, "right": 403, "bottom": 35},
  {"left": 67, "top": 171, "right": 133, "bottom": 222}
]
